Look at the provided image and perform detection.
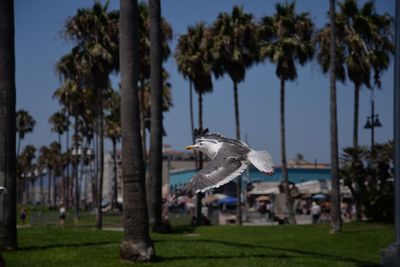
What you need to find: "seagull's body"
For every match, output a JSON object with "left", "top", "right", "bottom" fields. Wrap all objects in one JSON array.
[{"left": 181, "top": 128, "right": 274, "bottom": 196}]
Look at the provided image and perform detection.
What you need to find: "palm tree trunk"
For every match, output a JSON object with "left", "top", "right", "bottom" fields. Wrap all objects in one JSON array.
[
  {"left": 48, "top": 170, "right": 52, "bottom": 206},
  {"left": 59, "top": 132, "right": 66, "bottom": 205},
  {"left": 195, "top": 92, "right": 204, "bottom": 225},
  {"left": 353, "top": 83, "right": 360, "bottom": 148},
  {"left": 233, "top": 81, "right": 242, "bottom": 225},
  {"left": 120, "top": 0, "right": 154, "bottom": 261},
  {"left": 111, "top": 139, "right": 118, "bottom": 210},
  {"left": 189, "top": 81, "right": 198, "bottom": 170},
  {"left": 92, "top": 137, "right": 97, "bottom": 208},
  {"left": 329, "top": 0, "right": 342, "bottom": 234},
  {"left": 148, "top": 0, "right": 164, "bottom": 232},
  {"left": 139, "top": 80, "right": 147, "bottom": 164},
  {"left": 280, "top": 78, "right": 296, "bottom": 225},
  {"left": 96, "top": 85, "right": 104, "bottom": 230},
  {"left": 53, "top": 174, "right": 57, "bottom": 206},
  {"left": 74, "top": 115, "right": 80, "bottom": 219},
  {"left": 353, "top": 83, "right": 362, "bottom": 222},
  {"left": 65, "top": 112, "right": 70, "bottom": 209},
  {"left": 16, "top": 136, "right": 21, "bottom": 157},
  {"left": 0, "top": 0, "right": 18, "bottom": 236},
  {"left": 40, "top": 174, "right": 44, "bottom": 205}
]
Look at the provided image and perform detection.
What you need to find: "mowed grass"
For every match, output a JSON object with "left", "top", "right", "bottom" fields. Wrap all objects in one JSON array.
[{"left": 3, "top": 222, "right": 394, "bottom": 267}]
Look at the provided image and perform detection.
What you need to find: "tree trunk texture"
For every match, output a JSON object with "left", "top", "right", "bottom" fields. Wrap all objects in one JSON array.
[
  {"left": 139, "top": 80, "right": 147, "bottom": 164},
  {"left": 329, "top": 0, "right": 342, "bottom": 234},
  {"left": 280, "top": 78, "right": 296, "bottom": 225},
  {"left": 120, "top": 0, "right": 154, "bottom": 262},
  {"left": 96, "top": 83, "right": 104, "bottom": 230},
  {"left": 189, "top": 81, "right": 198, "bottom": 170},
  {"left": 112, "top": 139, "right": 118, "bottom": 210},
  {"left": 233, "top": 82, "right": 243, "bottom": 225},
  {"left": 195, "top": 92, "right": 204, "bottom": 225},
  {"left": 148, "top": 0, "right": 164, "bottom": 232}
]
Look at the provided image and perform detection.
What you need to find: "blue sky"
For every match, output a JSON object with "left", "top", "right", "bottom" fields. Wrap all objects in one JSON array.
[{"left": 14, "top": 0, "right": 395, "bottom": 164}]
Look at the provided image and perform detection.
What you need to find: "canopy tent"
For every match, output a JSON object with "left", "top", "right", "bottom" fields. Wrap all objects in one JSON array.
[{"left": 217, "top": 196, "right": 237, "bottom": 205}]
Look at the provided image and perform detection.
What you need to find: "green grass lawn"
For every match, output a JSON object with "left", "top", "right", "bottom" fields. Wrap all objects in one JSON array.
[{"left": 2, "top": 221, "right": 394, "bottom": 267}]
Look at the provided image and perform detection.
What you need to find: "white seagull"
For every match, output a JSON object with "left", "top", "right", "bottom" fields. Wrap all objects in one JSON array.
[{"left": 180, "top": 128, "right": 274, "bottom": 196}]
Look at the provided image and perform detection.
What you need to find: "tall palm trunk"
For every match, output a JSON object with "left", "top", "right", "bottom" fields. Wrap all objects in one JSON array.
[
  {"left": 120, "top": 0, "right": 154, "bottom": 261},
  {"left": 353, "top": 83, "right": 362, "bottom": 222},
  {"left": 111, "top": 138, "right": 118, "bottom": 210},
  {"left": 280, "top": 78, "right": 296, "bottom": 224},
  {"left": 329, "top": 0, "right": 342, "bottom": 234},
  {"left": 148, "top": 0, "right": 164, "bottom": 231},
  {"left": 40, "top": 173, "right": 44, "bottom": 205},
  {"left": 58, "top": 132, "right": 66, "bottom": 206},
  {"left": 47, "top": 169, "right": 52, "bottom": 206},
  {"left": 92, "top": 135, "right": 98, "bottom": 208},
  {"left": 194, "top": 92, "right": 204, "bottom": 225},
  {"left": 16, "top": 135, "right": 21, "bottom": 157},
  {"left": 189, "top": 81, "right": 198, "bottom": 170},
  {"left": 353, "top": 83, "right": 360, "bottom": 148},
  {"left": 96, "top": 84, "right": 104, "bottom": 230},
  {"left": 74, "top": 115, "right": 80, "bottom": 219},
  {"left": 65, "top": 112, "right": 70, "bottom": 208},
  {"left": 233, "top": 81, "right": 243, "bottom": 225},
  {"left": 139, "top": 80, "right": 147, "bottom": 164}
]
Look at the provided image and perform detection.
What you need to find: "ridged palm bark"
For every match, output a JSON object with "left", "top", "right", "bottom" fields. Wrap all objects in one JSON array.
[
  {"left": 0, "top": 0, "right": 17, "bottom": 250},
  {"left": 119, "top": 0, "right": 154, "bottom": 261},
  {"left": 329, "top": 0, "right": 342, "bottom": 234},
  {"left": 148, "top": 0, "right": 164, "bottom": 231}
]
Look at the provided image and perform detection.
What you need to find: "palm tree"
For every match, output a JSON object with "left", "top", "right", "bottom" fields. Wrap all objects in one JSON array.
[
  {"left": 16, "top": 109, "right": 36, "bottom": 156},
  {"left": 137, "top": 2, "right": 172, "bottom": 160},
  {"left": 104, "top": 91, "right": 121, "bottom": 211},
  {"left": 59, "top": 1, "right": 119, "bottom": 227},
  {"left": 147, "top": 0, "right": 165, "bottom": 231},
  {"left": 119, "top": 0, "right": 154, "bottom": 261},
  {"left": 316, "top": 0, "right": 393, "bottom": 223},
  {"left": 259, "top": 2, "right": 314, "bottom": 225},
  {"left": 18, "top": 145, "right": 36, "bottom": 204},
  {"left": 212, "top": 6, "right": 259, "bottom": 225},
  {"left": 37, "top": 146, "right": 48, "bottom": 205},
  {"left": 329, "top": 0, "right": 342, "bottom": 234},
  {"left": 49, "top": 111, "right": 69, "bottom": 151},
  {"left": 176, "top": 22, "right": 214, "bottom": 224},
  {"left": 0, "top": 0, "right": 17, "bottom": 250},
  {"left": 49, "top": 111, "right": 70, "bottom": 204}
]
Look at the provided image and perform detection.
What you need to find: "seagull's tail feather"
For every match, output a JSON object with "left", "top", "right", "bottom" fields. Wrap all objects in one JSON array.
[{"left": 248, "top": 150, "right": 274, "bottom": 175}]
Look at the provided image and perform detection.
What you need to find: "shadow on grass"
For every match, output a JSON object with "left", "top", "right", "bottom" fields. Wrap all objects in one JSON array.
[
  {"left": 156, "top": 238, "right": 378, "bottom": 267},
  {"left": 155, "top": 253, "right": 296, "bottom": 262},
  {"left": 19, "top": 241, "right": 118, "bottom": 252}
]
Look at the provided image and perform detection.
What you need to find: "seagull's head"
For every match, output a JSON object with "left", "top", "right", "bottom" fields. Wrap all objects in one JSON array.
[{"left": 186, "top": 138, "right": 221, "bottom": 158}]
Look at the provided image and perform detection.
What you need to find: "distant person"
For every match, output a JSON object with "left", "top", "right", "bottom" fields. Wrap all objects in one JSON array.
[
  {"left": 59, "top": 204, "right": 66, "bottom": 227},
  {"left": 19, "top": 208, "right": 27, "bottom": 225},
  {"left": 311, "top": 202, "right": 321, "bottom": 224}
]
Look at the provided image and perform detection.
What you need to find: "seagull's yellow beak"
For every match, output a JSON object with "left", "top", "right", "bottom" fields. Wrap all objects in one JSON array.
[{"left": 186, "top": 145, "right": 195, "bottom": 150}]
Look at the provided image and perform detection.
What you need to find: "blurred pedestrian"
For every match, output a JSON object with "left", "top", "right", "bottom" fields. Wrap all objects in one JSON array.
[
  {"left": 59, "top": 204, "right": 66, "bottom": 227},
  {"left": 311, "top": 201, "right": 321, "bottom": 224},
  {"left": 19, "top": 207, "right": 27, "bottom": 225}
]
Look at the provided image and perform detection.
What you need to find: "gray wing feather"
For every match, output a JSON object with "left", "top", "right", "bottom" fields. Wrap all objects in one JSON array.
[{"left": 183, "top": 153, "right": 247, "bottom": 196}]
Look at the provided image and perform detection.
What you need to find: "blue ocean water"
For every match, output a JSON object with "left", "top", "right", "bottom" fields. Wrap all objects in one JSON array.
[{"left": 170, "top": 167, "right": 331, "bottom": 186}]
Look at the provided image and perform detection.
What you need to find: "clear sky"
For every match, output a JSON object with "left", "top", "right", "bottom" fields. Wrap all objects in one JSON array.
[{"left": 14, "top": 0, "right": 396, "bottom": 164}]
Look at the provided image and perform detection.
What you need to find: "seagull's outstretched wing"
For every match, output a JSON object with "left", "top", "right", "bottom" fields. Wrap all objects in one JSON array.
[{"left": 182, "top": 152, "right": 248, "bottom": 196}]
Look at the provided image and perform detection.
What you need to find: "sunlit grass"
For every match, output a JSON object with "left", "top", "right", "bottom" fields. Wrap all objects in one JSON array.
[{"left": 3, "top": 220, "right": 393, "bottom": 267}]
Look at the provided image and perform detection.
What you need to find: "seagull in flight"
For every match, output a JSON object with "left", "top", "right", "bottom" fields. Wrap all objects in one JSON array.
[{"left": 180, "top": 128, "right": 274, "bottom": 196}]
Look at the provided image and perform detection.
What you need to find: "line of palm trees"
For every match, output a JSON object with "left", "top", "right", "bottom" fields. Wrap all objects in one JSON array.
[
  {"left": 176, "top": 0, "right": 393, "bottom": 226},
  {"left": 0, "top": 0, "right": 394, "bottom": 261}
]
